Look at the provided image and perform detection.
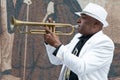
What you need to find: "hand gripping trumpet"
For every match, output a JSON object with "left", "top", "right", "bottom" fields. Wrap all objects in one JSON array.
[{"left": 11, "top": 16, "right": 75, "bottom": 35}]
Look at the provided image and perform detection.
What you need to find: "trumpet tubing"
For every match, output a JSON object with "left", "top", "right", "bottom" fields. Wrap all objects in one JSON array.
[{"left": 11, "top": 16, "right": 74, "bottom": 35}]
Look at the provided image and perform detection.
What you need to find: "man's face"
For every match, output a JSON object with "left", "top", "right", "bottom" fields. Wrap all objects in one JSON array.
[{"left": 77, "top": 14, "right": 97, "bottom": 35}]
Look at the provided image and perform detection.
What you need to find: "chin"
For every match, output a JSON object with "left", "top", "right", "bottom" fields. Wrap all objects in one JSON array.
[{"left": 78, "top": 31, "right": 83, "bottom": 34}]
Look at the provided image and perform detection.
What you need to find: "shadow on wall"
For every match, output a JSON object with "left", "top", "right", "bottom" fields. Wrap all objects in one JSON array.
[{"left": 108, "top": 43, "right": 120, "bottom": 79}]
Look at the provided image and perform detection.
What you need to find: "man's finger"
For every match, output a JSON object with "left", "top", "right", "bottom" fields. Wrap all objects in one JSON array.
[
  {"left": 45, "top": 27, "right": 52, "bottom": 34},
  {"left": 48, "top": 17, "right": 53, "bottom": 23}
]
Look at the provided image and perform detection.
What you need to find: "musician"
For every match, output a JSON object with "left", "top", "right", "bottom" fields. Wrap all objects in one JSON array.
[{"left": 44, "top": 3, "right": 114, "bottom": 80}]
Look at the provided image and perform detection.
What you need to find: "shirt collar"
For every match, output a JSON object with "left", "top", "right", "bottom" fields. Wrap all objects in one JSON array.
[{"left": 79, "top": 34, "right": 94, "bottom": 39}]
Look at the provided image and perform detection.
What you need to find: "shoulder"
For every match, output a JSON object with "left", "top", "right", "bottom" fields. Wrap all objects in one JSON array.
[
  {"left": 92, "top": 31, "right": 113, "bottom": 41},
  {"left": 90, "top": 31, "right": 114, "bottom": 48}
]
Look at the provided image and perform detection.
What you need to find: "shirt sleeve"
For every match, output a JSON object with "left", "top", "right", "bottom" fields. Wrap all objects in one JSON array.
[{"left": 44, "top": 43, "right": 63, "bottom": 65}]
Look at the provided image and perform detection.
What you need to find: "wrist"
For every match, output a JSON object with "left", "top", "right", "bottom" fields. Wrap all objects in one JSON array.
[{"left": 54, "top": 42, "right": 62, "bottom": 48}]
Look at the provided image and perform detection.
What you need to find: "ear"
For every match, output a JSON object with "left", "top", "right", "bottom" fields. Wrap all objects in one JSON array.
[
  {"left": 94, "top": 21, "right": 99, "bottom": 25},
  {"left": 94, "top": 20, "right": 103, "bottom": 27},
  {"left": 93, "top": 22, "right": 98, "bottom": 29},
  {"left": 94, "top": 21, "right": 103, "bottom": 31}
]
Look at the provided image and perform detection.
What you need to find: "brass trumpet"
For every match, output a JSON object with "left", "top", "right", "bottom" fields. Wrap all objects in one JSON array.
[{"left": 11, "top": 16, "right": 75, "bottom": 35}]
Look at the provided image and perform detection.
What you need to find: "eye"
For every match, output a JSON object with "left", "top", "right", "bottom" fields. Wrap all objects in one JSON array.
[{"left": 81, "top": 14, "right": 87, "bottom": 19}]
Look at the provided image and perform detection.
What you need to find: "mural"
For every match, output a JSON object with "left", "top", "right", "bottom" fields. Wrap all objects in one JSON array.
[{"left": 0, "top": 0, "right": 120, "bottom": 80}]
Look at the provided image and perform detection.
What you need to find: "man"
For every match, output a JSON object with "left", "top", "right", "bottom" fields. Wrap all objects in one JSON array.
[{"left": 44, "top": 3, "right": 115, "bottom": 80}]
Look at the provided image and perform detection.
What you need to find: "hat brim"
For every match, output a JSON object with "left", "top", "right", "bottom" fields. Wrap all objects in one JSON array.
[{"left": 75, "top": 12, "right": 108, "bottom": 27}]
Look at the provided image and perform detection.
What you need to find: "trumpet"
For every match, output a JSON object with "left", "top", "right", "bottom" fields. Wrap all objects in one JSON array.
[{"left": 11, "top": 16, "right": 75, "bottom": 35}]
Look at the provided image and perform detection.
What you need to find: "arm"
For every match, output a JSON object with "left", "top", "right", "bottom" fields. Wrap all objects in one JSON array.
[
  {"left": 44, "top": 28, "right": 81, "bottom": 65},
  {"left": 44, "top": 27, "right": 63, "bottom": 65}
]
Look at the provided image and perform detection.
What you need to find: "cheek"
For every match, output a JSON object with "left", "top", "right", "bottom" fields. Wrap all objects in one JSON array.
[
  {"left": 78, "top": 24, "right": 86, "bottom": 34},
  {"left": 79, "top": 22, "right": 86, "bottom": 30},
  {"left": 78, "top": 24, "right": 91, "bottom": 34}
]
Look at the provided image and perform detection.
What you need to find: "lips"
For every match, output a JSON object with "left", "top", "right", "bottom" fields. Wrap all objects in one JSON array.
[{"left": 78, "top": 24, "right": 81, "bottom": 28}]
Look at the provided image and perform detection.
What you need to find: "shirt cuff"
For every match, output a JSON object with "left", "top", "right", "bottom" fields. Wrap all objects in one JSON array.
[{"left": 53, "top": 44, "right": 62, "bottom": 56}]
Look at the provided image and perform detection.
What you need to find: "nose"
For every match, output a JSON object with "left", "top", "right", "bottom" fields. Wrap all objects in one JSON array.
[{"left": 77, "top": 17, "right": 81, "bottom": 23}]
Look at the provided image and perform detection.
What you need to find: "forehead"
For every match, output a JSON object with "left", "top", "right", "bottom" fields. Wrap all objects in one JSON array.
[{"left": 80, "top": 13, "right": 96, "bottom": 21}]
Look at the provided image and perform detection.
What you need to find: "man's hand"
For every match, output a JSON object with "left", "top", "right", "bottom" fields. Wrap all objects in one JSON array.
[{"left": 44, "top": 27, "right": 62, "bottom": 48}]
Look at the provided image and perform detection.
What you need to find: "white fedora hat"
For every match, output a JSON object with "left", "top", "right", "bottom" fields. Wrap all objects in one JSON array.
[{"left": 75, "top": 3, "right": 108, "bottom": 27}]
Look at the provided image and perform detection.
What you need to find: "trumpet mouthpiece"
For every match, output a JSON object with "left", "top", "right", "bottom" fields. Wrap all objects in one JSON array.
[{"left": 74, "top": 25, "right": 79, "bottom": 29}]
